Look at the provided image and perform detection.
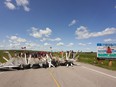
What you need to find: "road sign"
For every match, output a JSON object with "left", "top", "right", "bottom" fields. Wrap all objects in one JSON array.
[{"left": 97, "top": 43, "right": 116, "bottom": 59}]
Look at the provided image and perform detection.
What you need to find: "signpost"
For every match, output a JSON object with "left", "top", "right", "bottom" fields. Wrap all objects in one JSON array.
[{"left": 97, "top": 43, "right": 116, "bottom": 66}]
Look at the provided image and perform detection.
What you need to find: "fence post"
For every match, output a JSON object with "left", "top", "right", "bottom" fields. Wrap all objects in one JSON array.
[{"left": 109, "top": 60, "right": 112, "bottom": 67}]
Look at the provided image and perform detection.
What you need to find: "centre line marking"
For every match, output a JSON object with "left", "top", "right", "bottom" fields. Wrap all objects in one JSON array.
[
  {"left": 49, "top": 70, "right": 61, "bottom": 87},
  {"left": 82, "top": 66, "right": 116, "bottom": 79}
]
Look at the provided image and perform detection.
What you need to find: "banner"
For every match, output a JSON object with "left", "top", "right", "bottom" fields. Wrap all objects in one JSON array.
[{"left": 97, "top": 43, "right": 116, "bottom": 58}]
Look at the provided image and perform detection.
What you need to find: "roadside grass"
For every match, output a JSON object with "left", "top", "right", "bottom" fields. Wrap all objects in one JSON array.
[
  {"left": 78, "top": 52, "right": 116, "bottom": 70},
  {"left": 0, "top": 50, "right": 16, "bottom": 63},
  {"left": 0, "top": 50, "right": 9, "bottom": 63}
]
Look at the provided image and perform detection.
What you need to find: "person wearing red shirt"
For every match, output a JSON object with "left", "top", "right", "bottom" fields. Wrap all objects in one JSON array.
[{"left": 106, "top": 46, "right": 112, "bottom": 54}]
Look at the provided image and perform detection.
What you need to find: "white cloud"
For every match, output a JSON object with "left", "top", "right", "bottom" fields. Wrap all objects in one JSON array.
[
  {"left": 68, "top": 19, "right": 77, "bottom": 27},
  {"left": 16, "top": 0, "right": 29, "bottom": 6},
  {"left": 67, "top": 43, "right": 74, "bottom": 46},
  {"left": 30, "top": 27, "right": 52, "bottom": 38},
  {"left": 16, "top": 0, "right": 30, "bottom": 12},
  {"left": 10, "top": 43, "right": 20, "bottom": 46},
  {"left": 87, "top": 42, "right": 92, "bottom": 45},
  {"left": 0, "top": 38, "right": 43, "bottom": 50},
  {"left": 6, "top": 0, "right": 12, "bottom": 1},
  {"left": 23, "top": 5, "right": 30, "bottom": 12},
  {"left": 78, "top": 43, "right": 86, "bottom": 46},
  {"left": 4, "top": 0, "right": 16, "bottom": 10},
  {"left": 115, "top": 5, "right": 116, "bottom": 8},
  {"left": 49, "top": 37, "right": 61, "bottom": 41},
  {"left": 86, "top": 48, "right": 91, "bottom": 51},
  {"left": 24, "top": 42, "right": 40, "bottom": 49},
  {"left": 9, "top": 36, "right": 26, "bottom": 43},
  {"left": 78, "top": 42, "right": 92, "bottom": 46},
  {"left": 0, "top": 45, "right": 4, "bottom": 48},
  {"left": 25, "top": 42, "right": 37, "bottom": 47},
  {"left": 40, "top": 38, "right": 48, "bottom": 42},
  {"left": 44, "top": 43, "right": 51, "bottom": 46},
  {"left": 56, "top": 42, "right": 64, "bottom": 46},
  {"left": 40, "top": 37, "right": 61, "bottom": 42},
  {"left": 86, "top": 48, "right": 90, "bottom": 50},
  {"left": 40, "top": 28, "right": 52, "bottom": 37},
  {"left": 104, "top": 38, "right": 112, "bottom": 42},
  {"left": 75, "top": 26, "right": 116, "bottom": 39},
  {"left": 104, "top": 38, "right": 116, "bottom": 42},
  {"left": 7, "top": 36, "right": 27, "bottom": 49},
  {"left": 0, "top": 40, "right": 8, "bottom": 49},
  {"left": 4, "top": 0, "right": 30, "bottom": 12}
]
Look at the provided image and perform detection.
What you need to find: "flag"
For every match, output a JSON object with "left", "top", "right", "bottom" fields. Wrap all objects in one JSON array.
[
  {"left": 50, "top": 47, "right": 52, "bottom": 49},
  {"left": 21, "top": 47, "right": 26, "bottom": 49}
]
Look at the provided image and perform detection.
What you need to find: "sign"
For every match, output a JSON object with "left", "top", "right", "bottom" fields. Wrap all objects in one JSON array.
[{"left": 97, "top": 43, "right": 116, "bottom": 58}]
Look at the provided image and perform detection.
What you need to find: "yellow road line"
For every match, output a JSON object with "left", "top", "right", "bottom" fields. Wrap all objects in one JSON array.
[{"left": 49, "top": 70, "right": 61, "bottom": 87}]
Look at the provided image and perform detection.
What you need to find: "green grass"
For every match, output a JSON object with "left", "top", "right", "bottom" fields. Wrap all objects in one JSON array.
[
  {"left": 78, "top": 52, "right": 116, "bottom": 70},
  {"left": 0, "top": 50, "right": 19, "bottom": 63},
  {"left": 0, "top": 50, "right": 9, "bottom": 63}
]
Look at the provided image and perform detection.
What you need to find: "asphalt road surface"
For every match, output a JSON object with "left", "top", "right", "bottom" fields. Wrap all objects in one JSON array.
[{"left": 0, "top": 63, "right": 116, "bottom": 87}]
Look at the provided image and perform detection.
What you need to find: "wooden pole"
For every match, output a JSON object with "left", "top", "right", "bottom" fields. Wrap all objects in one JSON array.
[{"left": 109, "top": 60, "right": 112, "bottom": 67}]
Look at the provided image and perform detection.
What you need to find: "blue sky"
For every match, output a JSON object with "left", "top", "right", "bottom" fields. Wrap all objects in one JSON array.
[{"left": 0, "top": 0, "right": 116, "bottom": 52}]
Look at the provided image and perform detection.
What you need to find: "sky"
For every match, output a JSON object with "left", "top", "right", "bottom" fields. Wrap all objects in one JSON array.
[{"left": 0, "top": 0, "right": 116, "bottom": 52}]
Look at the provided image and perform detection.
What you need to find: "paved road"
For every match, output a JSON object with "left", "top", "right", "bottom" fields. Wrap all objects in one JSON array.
[{"left": 0, "top": 63, "right": 116, "bottom": 87}]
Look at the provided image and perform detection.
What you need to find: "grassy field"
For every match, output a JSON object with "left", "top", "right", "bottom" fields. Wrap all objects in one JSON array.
[
  {"left": 78, "top": 52, "right": 116, "bottom": 70},
  {"left": 0, "top": 50, "right": 15, "bottom": 63}
]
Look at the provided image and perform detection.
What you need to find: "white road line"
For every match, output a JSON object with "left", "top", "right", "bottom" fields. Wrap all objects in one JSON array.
[{"left": 82, "top": 66, "right": 116, "bottom": 79}]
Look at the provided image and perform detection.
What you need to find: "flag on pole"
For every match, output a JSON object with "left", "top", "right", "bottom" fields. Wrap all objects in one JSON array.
[
  {"left": 21, "top": 47, "right": 26, "bottom": 49},
  {"left": 50, "top": 47, "right": 52, "bottom": 49}
]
